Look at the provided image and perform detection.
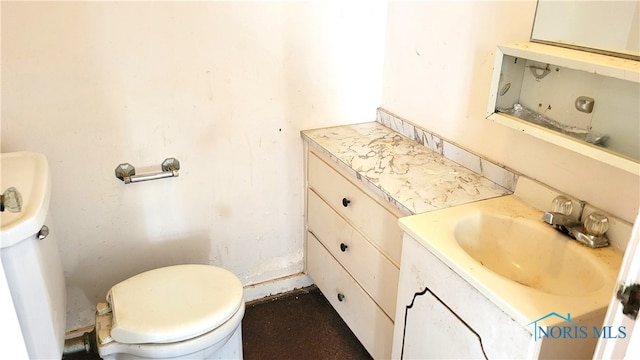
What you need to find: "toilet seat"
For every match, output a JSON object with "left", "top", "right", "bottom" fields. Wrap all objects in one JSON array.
[
  {"left": 97, "top": 301, "right": 245, "bottom": 359},
  {"left": 105, "top": 264, "right": 243, "bottom": 344}
]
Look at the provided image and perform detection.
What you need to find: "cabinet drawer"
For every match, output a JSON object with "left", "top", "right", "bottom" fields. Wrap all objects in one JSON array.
[
  {"left": 307, "top": 189, "right": 399, "bottom": 320},
  {"left": 307, "top": 151, "right": 403, "bottom": 265},
  {"left": 307, "top": 232, "right": 393, "bottom": 359}
]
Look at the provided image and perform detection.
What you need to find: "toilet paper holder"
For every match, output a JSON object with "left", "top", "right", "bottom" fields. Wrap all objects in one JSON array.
[{"left": 115, "top": 158, "right": 180, "bottom": 184}]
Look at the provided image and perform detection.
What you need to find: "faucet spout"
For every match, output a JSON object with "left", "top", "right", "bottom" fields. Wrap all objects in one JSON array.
[
  {"left": 541, "top": 211, "right": 609, "bottom": 248},
  {"left": 541, "top": 212, "right": 580, "bottom": 228}
]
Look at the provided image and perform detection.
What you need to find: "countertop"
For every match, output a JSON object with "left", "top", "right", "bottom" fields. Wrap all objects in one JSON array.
[{"left": 301, "top": 122, "right": 512, "bottom": 215}]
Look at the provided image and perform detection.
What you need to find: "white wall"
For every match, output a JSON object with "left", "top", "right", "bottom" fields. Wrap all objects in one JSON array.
[
  {"left": 381, "top": 0, "right": 639, "bottom": 223},
  {"left": 4, "top": 0, "right": 639, "bottom": 333},
  {"left": 1, "top": 1, "right": 387, "bottom": 329}
]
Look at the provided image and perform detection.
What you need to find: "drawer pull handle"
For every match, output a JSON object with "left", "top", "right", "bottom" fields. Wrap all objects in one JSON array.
[
  {"left": 337, "top": 293, "right": 345, "bottom": 302},
  {"left": 342, "top": 198, "right": 351, "bottom": 207},
  {"left": 340, "top": 243, "right": 348, "bottom": 252}
]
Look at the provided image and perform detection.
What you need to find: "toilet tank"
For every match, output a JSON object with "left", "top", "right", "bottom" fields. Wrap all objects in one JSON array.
[{"left": 1, "top": 152, "right": 66, "bottom": 359}]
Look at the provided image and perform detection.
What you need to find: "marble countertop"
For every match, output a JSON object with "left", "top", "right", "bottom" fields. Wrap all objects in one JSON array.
[{"left": 301, "top": 122, "right": 511, "bottom": 215}]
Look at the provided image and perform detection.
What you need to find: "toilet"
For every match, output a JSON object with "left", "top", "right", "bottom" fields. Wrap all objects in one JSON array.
[
  {"left": 0, "top": 151, "right": 245, "bottom": 359},
  {"left": 96, "top": 264, "right": 245, "bottom": 359}
]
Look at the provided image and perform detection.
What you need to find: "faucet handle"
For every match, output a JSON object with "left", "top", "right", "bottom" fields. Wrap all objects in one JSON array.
[
  {"left": 584, "top": 212, "right": 609, "bottom": 237},
  {"left": 1, "top": 187, "right": 23, "bottom": 213},
  {"left": 552, "top": 195, "right": 573, "bottom": 215}
]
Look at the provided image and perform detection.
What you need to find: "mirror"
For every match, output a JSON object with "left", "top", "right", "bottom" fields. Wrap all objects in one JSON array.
[{"left": 531, "top": 0, "right": 640, "bottom": 60}]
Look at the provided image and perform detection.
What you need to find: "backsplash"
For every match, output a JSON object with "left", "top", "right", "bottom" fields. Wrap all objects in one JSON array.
[
  {"left": 376, "top": 108, "right": 519, "bottom": 192},
  {"left": 376, "top": 108, "right": 632, "bottom": 252}
]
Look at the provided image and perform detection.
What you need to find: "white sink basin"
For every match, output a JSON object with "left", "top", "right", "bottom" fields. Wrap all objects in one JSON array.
[
  {"left": 398, "top": 195, "right": 623, "bottom": 328},
  {"left": 454, "top": 213, "right": 604, "bottom": 296},
  {"left": 1, "top": 152, "right": 50, "bottom": 248}
]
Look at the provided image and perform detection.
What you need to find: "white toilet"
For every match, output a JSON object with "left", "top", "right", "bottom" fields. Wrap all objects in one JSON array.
[
  {"left": 96, "top": 264, "right": 245, "bottom": 359},
  {"left": 0, "top": 152, "right": 245, "bottom": 359}
]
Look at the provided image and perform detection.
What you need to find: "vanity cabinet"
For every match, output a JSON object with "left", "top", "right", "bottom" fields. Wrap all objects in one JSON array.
[
  {"left": 392, "top": 233, "right": 533, "bottom": 359},
  {"left": 304, "top": 148, "right": 404, "bottom": 359}
]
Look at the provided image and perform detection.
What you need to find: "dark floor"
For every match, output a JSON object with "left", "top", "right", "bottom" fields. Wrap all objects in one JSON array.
[
  {"left": 243, "top": 286, "right": 372, "bottom": 360},
  {"left": 63, "top": 286, "right": 371, "bottom": 360}
]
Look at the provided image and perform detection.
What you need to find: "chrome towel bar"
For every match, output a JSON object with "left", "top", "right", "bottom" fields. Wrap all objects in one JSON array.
[{"left": 115, "top": 158, "right": 180, "bottom": 184}]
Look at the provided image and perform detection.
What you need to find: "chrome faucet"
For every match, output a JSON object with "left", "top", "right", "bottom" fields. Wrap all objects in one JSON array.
[{"left": 542, "top": 196, "right": 609, "bottom": 248}]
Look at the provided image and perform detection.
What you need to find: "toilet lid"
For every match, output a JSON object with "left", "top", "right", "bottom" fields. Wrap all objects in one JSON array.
[{"left": 107, "top": 264, "right": 243, "bottom": 344}]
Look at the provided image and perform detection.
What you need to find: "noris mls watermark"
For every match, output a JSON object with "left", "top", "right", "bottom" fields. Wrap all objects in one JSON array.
[{"left": 527, "top": 312, "right": 626, "bottom": 341}]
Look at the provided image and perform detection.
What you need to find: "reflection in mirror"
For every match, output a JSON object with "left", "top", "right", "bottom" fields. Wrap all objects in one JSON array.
[{"left": 531, "top": 0, "right": 640, "bottom": 60}]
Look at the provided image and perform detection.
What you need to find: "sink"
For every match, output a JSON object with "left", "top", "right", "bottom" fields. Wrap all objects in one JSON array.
[
  {"left": 1, "top": 152, "right": 50, "bottom": 248},
  {"left": 398, "top": 194, "right": 623, "bottom": 329},
  {"left": 454, "top": 213, "right": 604, "bottom": 296}
]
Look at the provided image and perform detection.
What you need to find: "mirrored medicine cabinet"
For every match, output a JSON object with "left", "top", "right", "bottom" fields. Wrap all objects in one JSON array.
[
  {"left": 486, "top": 42, "right": 640, "bottom": 175},
  {"left": 531, "top": 0, "right": 639, "bottom": 61}
]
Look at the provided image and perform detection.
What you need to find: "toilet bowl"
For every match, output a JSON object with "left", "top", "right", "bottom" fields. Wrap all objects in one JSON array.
[
  {"left": 0, "top": 152, "right": 245, "bottom": 359},
  {"left": 96, "top": 264, "right": 245, "bottom": 360}
]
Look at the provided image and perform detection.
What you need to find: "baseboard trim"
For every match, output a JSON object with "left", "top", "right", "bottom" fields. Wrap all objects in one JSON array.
[{"left": 243, "top": 273, "right": 314, "bottom": 303}]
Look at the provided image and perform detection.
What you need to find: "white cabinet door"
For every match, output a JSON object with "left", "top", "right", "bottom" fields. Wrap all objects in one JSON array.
[
  {"left": 401, "top": 288, "right": 486, "bottom": 359},
  {"left": 393, "top": 233, "right": 532, "bottom": 359}
]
